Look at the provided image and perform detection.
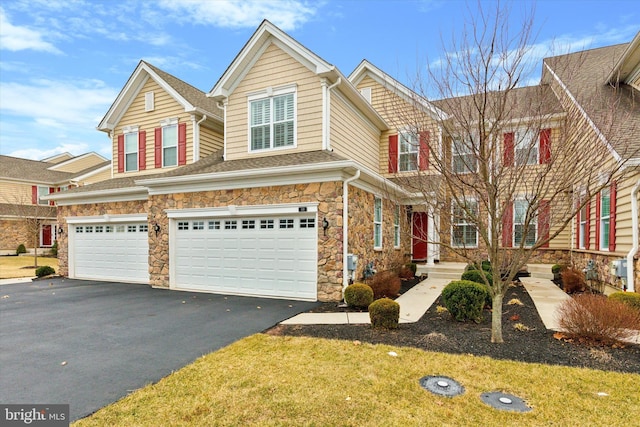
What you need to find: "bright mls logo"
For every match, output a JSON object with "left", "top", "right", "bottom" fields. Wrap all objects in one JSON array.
[{"left": 1, "top": 405, "right": 68, "bottom": 426}]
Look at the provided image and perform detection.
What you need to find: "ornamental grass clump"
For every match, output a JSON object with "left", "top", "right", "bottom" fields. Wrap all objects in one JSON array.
[
  {"left": 369, "top": 270, "right": 401, "bottom": 300},
  {"left": 556, "top": 294, "right": 640, "bottom": 345},
  {"left": 441, "top": 280, "right": 489, "bottom": 323},
  {"left": 368, "top": 298, "right": 400, "bottom": 329},
  {"left": 344, "top": 283, "right": 374, "bottom": 309},
  {"left": 562, "top": 268, "right": 586, "bottom": 294},
  {"left": 608, "top": 292, "right": 640, "bottom": 311}
]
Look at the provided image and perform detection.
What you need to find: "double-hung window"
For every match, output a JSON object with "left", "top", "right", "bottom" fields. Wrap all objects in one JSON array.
[
  {"left": 374, "top": 197, "right": 382, "bottom": 249},
  {"left": 452, "top": 199, "right": 478, "bottom": 247},
  {"left": 579, "top": 203, "right": 587, "bottom": 249},
  {"left": 393, "top": 205, "right": 401, "bottom": 248},
  {"left": 249, "top": 85, "right": 296, "bottom": 151},
  {"left": 453, "top": 138, "right": 477, "bottom": 174},
  {"left": 124, "top": 131, "right": 138, "bottom": 172},
  {"left": 514, "top": 199, "right": 536, "bottom": 246},
  {"left": 599, "top": 188, "right": 610, "bottom": 250},
  {"left": 399, "top": 132, "right": 418, "bottom": 172},
  {"left": 515, "top": 129, "right": 538, "bottom": 165},
  {"left": 162, "top": 123, "right": 178, "bottom": 167},
  {"left": 37, "top": 186, "right": 49, "bottom": 206}
]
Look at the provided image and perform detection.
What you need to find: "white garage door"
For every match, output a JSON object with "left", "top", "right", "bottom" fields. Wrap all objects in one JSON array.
[
  {"left": 72, "top": 223, "right": 149, "bottom": 283},
  {"left": 173, "top": 215, "right": 317, "bottom": 300}
]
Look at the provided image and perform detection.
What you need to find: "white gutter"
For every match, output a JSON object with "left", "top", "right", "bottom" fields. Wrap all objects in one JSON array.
[
  {"left": 218, "top": 101, "right": 227, "bottom": 160},
  {"left": 626, "top": 179, "right": 640, "bottom": 292},
  {"left": 322, "top": 77, "right": 341, "bottom": 151},
  {"left": 193, "top": 114, "right": 207, "bottom": 162},
  {"left": 342, "top": 169, "right": 360, "bottom": 296}
]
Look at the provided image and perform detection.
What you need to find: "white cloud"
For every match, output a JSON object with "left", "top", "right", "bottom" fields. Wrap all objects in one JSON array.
[
  {"left": 0, "top": 7, "right": 62, "bottom": 53},
  {"left": 8, "top": 144, "right": 91, "bottom": 161},
  {"left": 157, "top": 0, "right": 318, "bottom": 31}
]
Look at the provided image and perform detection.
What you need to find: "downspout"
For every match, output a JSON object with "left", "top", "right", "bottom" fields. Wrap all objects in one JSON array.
[
  {"left": 193, "top": 114, "right": 207, "bottom": 162},
  {"left": 109, "top": 131, "right": 114, "bottom": 179},
  {"left": 626, "top": 179, "right": 640, "bottom": 292},
  {"left": 323, "top": 78, "right": 341, "bottom": 152},
  {"left": 217, "top": 101, "right": 227, "bottom": 160},
  {"left": 342, "top": 169, "right": 361, "bottom": 297}
]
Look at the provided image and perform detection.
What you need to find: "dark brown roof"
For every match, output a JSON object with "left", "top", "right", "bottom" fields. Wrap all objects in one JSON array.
[
  {"left": 142, "top": 61, "right": 223, "bottom": 119},
  {"left": 0, "top": 155, "right": 111, "bottom": 184},
  {"left": 543, "top": 43, "right": 640, "bottom": 160},
  {"left": 0, "top": 203, "right": 56, "bottom": 218}
]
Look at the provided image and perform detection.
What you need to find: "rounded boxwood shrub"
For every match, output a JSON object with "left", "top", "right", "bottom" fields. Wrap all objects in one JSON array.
[
  {"left": 16, "top": 244, "right": 26, "bottom": 255},
  {"left": 344, "top": 283, "right": 374, "bottom": 309},
  {"left": 35, "top": 266, "right": 55, "bottom": 277},
  {"left": 461, "top": 269, "right": 493, "bottom": 285},
  {"left": 441, "top": 280, "right": 489, "bottom": 323},
  {"left": 369, "top": 298, "right": 400, "bottom": 329},
  {"left": 551, "top": 264, "right": 566, "bottom": 274},
  {"left": 465, "top": 260, "right": 492, "bottom": 273},
  {"left": 609, "top": 292, "right": 640, "bottom": 311}
]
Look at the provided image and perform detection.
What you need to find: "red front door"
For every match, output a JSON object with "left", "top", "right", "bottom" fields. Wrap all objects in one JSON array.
[
  {"left": 42, "top": 224, "right": 52, "bottom": 247},
  {"left": 412, "top": 212, "right": 428, "bottom": 261}
]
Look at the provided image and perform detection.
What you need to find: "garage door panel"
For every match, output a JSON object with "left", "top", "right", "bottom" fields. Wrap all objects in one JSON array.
[{"left": 174, "top": 215, "right": 317, "bottom": 300}]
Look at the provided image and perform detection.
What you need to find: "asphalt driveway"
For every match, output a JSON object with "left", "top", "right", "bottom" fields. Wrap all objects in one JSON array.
[{"left": 0, "top": 278, "right": 318, "bottom": 421}]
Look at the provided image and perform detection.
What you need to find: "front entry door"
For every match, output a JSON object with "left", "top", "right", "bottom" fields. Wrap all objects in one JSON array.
[
  {"left": 41, "top": 224, "right": 52, "bottom": 247},
  {"left": 412, "top": 212, "right": 428, "bottom": 261}
]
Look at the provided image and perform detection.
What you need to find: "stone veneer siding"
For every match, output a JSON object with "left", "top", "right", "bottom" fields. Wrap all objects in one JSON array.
[
  {"left": 148, "top": 181, "right": 344, "bottom": 301},
  {"left": 571, "top": 251, "right": 639, "bottom": 291},
  {"left": 347, "top": 186, "right": 411, "bottom": 281},
  {"left": 0, "top": 219, "right": 31, "bottom": 251},
  {"left": 56, "top": 200, "right": 149, "bottom": 277}
]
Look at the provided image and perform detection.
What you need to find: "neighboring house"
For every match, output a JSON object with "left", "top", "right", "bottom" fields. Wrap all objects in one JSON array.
[
  {"left": 46, "top": 21, "right": 639, "bottom": 300},
  {"left": 0, "top": 152, "right": 110, "bottom": 254}
]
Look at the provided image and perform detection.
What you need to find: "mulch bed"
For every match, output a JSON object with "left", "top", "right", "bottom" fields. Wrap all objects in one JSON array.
[{"left": 268, "top": 281, "right": 640, "bottom": 374}]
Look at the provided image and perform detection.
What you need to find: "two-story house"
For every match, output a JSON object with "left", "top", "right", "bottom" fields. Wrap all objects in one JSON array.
[{"left": 0, "top": 152, "right": 110, "bottom": 254}]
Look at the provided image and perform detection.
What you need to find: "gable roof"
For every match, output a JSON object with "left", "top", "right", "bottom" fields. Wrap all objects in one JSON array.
[
  {"left": 97, "top": 61, "right": 223, "bottom": 132},
  {"left": 606, "top": 31, "right": 640, "bottom": 84},
  {"left": 0, "top": 155, "right": 110, "bottom": 185},
  {"left": 208, "top": 20, "right": 387, "bottom": 131},
  {"left": 348, "top": 59, "right": 446, "bottom": 120},
  {"left": 543, "top": 42, "right": 640, "bottom": 163}
]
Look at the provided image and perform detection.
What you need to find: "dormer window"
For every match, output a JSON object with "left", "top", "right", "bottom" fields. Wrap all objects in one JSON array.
[{"left": 248, "top": 85, "right": 296, "bottom": 152}]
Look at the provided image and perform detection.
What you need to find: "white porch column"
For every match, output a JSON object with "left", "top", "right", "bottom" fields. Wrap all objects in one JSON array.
[{"left": 427, "top": 207, "right": 439, "bottom": 265}]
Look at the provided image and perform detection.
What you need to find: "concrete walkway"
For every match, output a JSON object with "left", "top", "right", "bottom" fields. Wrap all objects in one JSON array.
[{"left": 519, "top": 276, "right": 570, "bottom": 331}]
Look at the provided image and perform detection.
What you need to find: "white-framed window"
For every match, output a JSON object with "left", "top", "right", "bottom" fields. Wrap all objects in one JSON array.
[
  {"left": 37, "top": 186, "right": 50, "bottom": 206},
  {"left": 225, "top": 220, "right": 237, "bottom": 230},
  {"left": 162, "top": 123, "right": 178, "bottom": 167},
  {"left": 452, "top": 199, "right": 478, "bottom": 247},
  {"left": 260, "top": 219, "right": 274, "bottom": 229},
  {"left": 599, "top": 188, "right": 610, "bottom": 250},
  {"left": 514, "top": 199, "right": 536, "bottom": 247},
  {"left": 242, "top": 220, "right": 256, "bottom": 229},
  {"left": 452, "top": 138, "right": 477, "bottom": 174},
  {"left": 139, "top": 224, "right": 148, "bottom": 233},
  {"left": 399, "top": 131, "right": 418, "bottom": 172},
  {"left": 393, "top": 205, "right": 400, "bottom": 248},
  {"left": 515, "top": 129, "right": 538, "bottom": 165},
  {"left": 192, "top": 221, "right": 204, "bottom": 230},
  {"left": 124, "top": 131, "right": 138, "bottom": 172},
  {"left": 374, "top": 197, "right": 382, "bottom": 249},
  {"left": 279, "top": 219, "right": 294, "bottom": 229},
  {"left": 178, "top": 221, "right": 189, "bottom": 231},
  {"left": 249, "top": 85, "right": 296, "bottom": 151},
  {"left": 127, "top": 225, "right": 137, "bottom": 233},
  {"left": 300, "top": 218, "right": 315, "bottom": 228},
  {"left": 208, "top": 221, "right": 220, "bottom": 230},
  {"left": 579, "top": 203, "right": 587, "bottom": 249}
]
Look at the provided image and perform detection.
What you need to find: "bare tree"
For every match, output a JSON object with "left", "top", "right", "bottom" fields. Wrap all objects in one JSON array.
[{"left": 386, "top": 2, "right": 638, "bottom": 342}]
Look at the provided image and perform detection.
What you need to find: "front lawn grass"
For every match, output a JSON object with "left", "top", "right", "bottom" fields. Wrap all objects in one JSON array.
[
  {"left": 74, "top": 334, "right": 639, "bottom": 426},
  {"left": 0, "top": 255, "right": 58, "bottom": 279}
]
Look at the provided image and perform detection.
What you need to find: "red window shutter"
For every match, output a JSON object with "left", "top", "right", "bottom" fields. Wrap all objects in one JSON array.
[
  {"left": 540, "top": 129, "right": 551, "bottom": 164},
  {"left": 31, "top": 186, "right": 37, "bottom": 204},
  {"left": 502, "top": 201, "right": 513, "bottom": 248},
  {"left": 419, "top": 131, "right": 429, "bottom": 170},
  {"left": 155, "top": 127, "right": 162, "bottom": 168},
  {"left": 388, "top": 135, "right": 398, "bottom": 173},
  {"left": 48, "top": 187, "right": 55, "bottom": 206},
  {"left": 585, "top": 200, "right": 590, "bottom": 249},
  {"left": 595, "top": 192, "right": 601, "bottom": 250},
  {"left": 117, "top": 134, "right": 124, "bottom": 173},
  {"left": 138, "top": 131, "right": 146, "bottom": 171},
  {"left": 503, "top": 132, "right": 514, "bottom": 166},
  {"left": 539, "top": 200, "right": 550, "bottom": 248},
  {"left": 178, "top": 122, "right": 187, "bottom": 165},
  {"left": 609, "top": 181, "right": 617, "bottom": 251}
]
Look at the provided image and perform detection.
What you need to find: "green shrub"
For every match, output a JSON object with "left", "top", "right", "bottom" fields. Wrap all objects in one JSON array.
[
  {"left": 465, "top": 260, "right": 492, "bottom": 273},
  {"left": 441, "top": 280, "right": 489, "bottom": 323},
  {"left": 50, "top": 240, "right": 58, "bottom": 257},
  {"left": 369, "top": 270, "right": 401, "bottom": 300},
  {"left": 369, "top": 298, "right": 400, "bottom": 329},
  {"left": 344, "top": 283, "right": 374, "bottom": 309},
  {"left": 35, "top": 266, "right": 55, "bottom": 277},
  {"left": 461, "top": 269, "right": 493, "bottom": 285},
  {"left": 551, "top": 264, "right": 567, "bottom": 274},
  {"left": 16, "top": 244, "right": 26, "bottom": 255},
  {"left": 609, "top": 292, "right": 640, "bottom": 311}
]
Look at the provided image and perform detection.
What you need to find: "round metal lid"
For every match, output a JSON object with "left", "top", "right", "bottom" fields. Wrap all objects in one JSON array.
[
  {"left": 419, "top": 375, "right": 465, "bottom": 397},
  {"left": 480, "top": 392, "right": 532, "bottom": 412}
]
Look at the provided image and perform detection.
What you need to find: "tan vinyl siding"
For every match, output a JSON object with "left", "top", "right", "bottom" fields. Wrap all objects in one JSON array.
[
  {"left": 81, "top": 168, "right": 112, "bottom": 185},
  {"left": 0, "top": 181, "right": 33, "bottom": 205},
  {"left": 329, "top": 90, "right": 380, "bottom": 171},
  {"left": 199, "top": 124, "right": 224, "bottom": 158},
  {"left": 113, "top": 78, "right": 194, "bottom": 177},
  {"left": 225, "top": 42, "right": 323, "bottom": 161},
  {"left": 50, "top": 154, "right": 106, "bottom": 173},
  {"left": 610, "top": 173, "right": 639, "bottom": 252}
]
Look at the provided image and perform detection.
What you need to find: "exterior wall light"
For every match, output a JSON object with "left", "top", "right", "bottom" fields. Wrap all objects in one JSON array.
[
  {"left": 153, "top": 223, "right": 161, "bottom": 236},
  {"left": 322, "top": 217, "right": 329, "bottom": 236},
  {"left": 57, "top": 226, "right": 64, "bottom": 235}
]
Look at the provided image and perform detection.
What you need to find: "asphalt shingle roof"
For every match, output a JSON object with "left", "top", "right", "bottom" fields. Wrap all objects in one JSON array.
[{"left": 0, "top": 155, "right": 108, "bottom": 184}]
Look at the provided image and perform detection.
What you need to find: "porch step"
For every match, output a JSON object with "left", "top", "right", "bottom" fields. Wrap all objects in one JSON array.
[
  {"left": 527, "top": 264, "right": 554, "bottom": 280},
  {"left": 416, "top": 262, "right": 466, "bottom": 281}
]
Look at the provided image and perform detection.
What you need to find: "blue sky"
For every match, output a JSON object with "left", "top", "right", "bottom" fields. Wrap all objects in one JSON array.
[{"left": 0, "top": 0, "right": 638, "bottom": 160}]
